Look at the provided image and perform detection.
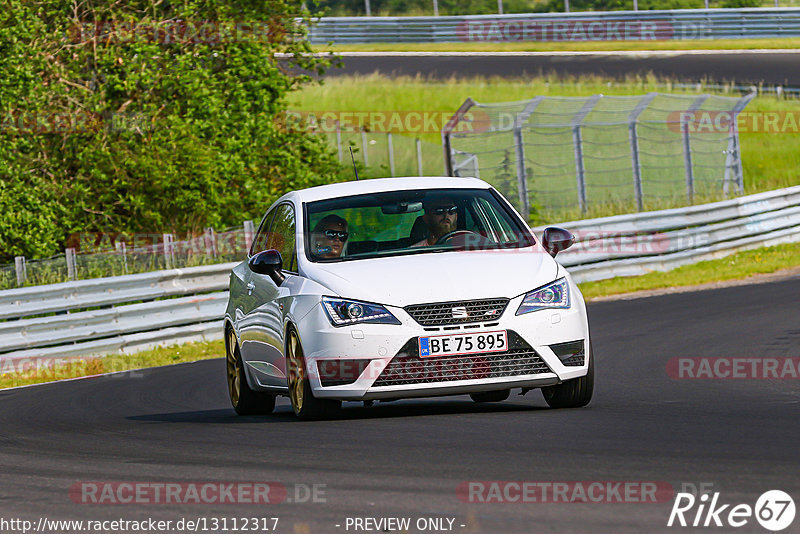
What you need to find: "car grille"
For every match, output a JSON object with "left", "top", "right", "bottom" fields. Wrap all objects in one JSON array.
[
  {"left": 560, "top": 354, "right": 585, "bottom": 366},
  {"left": 373, "top": 331, "right": 552, "bottom": 387},
  {"left": 549, "top": 340, "right": 586, "bottom": 367},
  {"left": 404, "top": 298, "right": 509, "bottom": 326}
]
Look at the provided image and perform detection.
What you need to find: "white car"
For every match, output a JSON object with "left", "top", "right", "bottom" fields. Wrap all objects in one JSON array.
[{"left": 224, "top": 177, "right": 592, "bottom": 419}]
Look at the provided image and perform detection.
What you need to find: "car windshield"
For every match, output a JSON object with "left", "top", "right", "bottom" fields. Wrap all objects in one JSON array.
[{"left": 304, "top": 188, "right": 535, "bottom": 262}]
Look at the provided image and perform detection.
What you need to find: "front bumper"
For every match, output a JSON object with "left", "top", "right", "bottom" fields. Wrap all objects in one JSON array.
[{"left": 299, "top": 284, "right": 590, "bottom": 401}]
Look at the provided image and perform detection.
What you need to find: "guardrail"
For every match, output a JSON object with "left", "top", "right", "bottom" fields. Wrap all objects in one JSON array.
[
  {"left": 1, "top": 186, "right": 799, "bottom": 364},
  {"left": 307, "top": 8, "right": 800, "bottom": 43},
  {"left": 0, "top": 263, "right": 235, "bottom": 363},
  {"left": 535, "top": 185, "right": 800, "bottom": 282}
]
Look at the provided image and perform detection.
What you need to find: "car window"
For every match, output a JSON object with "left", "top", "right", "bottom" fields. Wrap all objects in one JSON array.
[
  {"left": 267, "top": 203, "right": 297, "bottom": 272},
  {"left": 251, "top": 209, "right": 277, "bottom": 256},
  {"left": 305, "top": 188, "right": 534, "bottom": 262}
]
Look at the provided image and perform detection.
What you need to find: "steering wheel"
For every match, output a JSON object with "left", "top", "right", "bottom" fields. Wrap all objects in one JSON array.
[{"left": 435, "top": 230, "right": 481, "bottom": 246}]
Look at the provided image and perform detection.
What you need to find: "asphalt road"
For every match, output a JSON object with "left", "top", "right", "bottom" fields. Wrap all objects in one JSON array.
[
  {"left": 325, "top": 51, "right": 800, "bottom": 86},
  {"left": 1, "top": 277, "right": 798, "bottom": 534}
]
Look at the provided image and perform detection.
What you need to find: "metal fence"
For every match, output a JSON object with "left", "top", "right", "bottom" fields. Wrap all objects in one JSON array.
[
  {"left": 0, "top": 263, "right": 233, "bottom": 361},
  {"left": 442, "top": 92, "right": 754, "bottom": 219},
  {"left": 1, "top": 222, "right": 256, "bottom": 291},
  {"left": 307, "top": 8, "right": 800, "bottom": 43},
  {"left": 542, "top": 185, "right": 800, "bottom": 282}
]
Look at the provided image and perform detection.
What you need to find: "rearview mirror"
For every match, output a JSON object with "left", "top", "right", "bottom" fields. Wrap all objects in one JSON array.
[
  {"left": 542, "top": 227, "right": 575, "bottom": 257},
  {"left": 248, "top": 249, "right": 285, "bottom": 285},
  {"left": 381, "top": 201, "right": 423, "bottom": 214}
]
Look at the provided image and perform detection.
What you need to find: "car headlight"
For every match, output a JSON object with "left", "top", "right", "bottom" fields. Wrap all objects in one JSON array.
[
  {"left": 322, "top": 297, "right": 401, "bottom": 327},
  {"left": 516, "top": 278, "right": 570, "bottom": 315}
]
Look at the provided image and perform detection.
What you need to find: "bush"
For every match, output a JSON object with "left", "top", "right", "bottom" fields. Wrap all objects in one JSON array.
[
  {"left": 721, "top": 0, "right": 761, "bottom": 7},
  {"left": 0, "top": 1, "right": 341, "bottom": 263}
]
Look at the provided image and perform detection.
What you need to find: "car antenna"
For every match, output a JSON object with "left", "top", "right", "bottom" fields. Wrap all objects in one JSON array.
[{"left": 349, "top": 146, "right": 360, "bottom": 181}]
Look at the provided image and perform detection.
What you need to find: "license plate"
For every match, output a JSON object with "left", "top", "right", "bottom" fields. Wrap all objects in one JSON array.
[{"left": 419, "top": 330, "right": 508, "bottom": 358}]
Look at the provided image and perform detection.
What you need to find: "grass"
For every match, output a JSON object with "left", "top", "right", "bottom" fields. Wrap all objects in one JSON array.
[
  {"left": 579, "top": 240, "right": 800, "bottom": 299},
  {"left": 288, "top": 73, "right": 800, "bottom": 223},
  {"left": 0, "top": 339, "right": 223, "bottom": 389},
  {"left": 316, "top": 38, "right": 800, "bottom": 53}
]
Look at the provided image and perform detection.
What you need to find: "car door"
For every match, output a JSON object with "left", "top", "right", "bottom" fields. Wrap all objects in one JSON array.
[{"left": 238, "top": 203, "right": 298, "bottom": 389}]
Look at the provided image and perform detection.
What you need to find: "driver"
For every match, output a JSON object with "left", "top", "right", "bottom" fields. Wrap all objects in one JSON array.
[
  {"left": 412, "top": 197, "right": 458, "bottom": 247},
  {"left": 311, "top": 214, "right": 349, "bottom": 259}
]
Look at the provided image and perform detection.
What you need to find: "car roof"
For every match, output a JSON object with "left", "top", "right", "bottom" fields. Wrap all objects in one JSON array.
[{"left": 293, "top": 177, "right": 491, "bottom": 203}]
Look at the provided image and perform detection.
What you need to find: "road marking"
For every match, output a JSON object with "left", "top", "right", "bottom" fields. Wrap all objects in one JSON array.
[{"left": 279, "top": 49, "right": 800, "bottom": 58}]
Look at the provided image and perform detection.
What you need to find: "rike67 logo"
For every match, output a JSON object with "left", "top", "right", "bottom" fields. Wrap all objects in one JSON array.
[{"left": 668, "top": 490, "right": 795, "bottom": 531}]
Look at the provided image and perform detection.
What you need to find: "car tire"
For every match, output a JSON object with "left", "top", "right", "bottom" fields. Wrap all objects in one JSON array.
[
  {"left": 470, "top": 389, "right": 510, "bottom": 403},
  {"left": 226, "top": 328, "right": 276, "bottom": 415},
  {"left": 286, "top": 327, "right": 341, "bottom": 421},
  {"left": 541, "top": 342, "right": 594, "bottom": 409}
]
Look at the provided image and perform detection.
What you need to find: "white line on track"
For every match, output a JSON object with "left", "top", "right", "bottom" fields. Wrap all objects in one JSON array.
[{"left": 278, "top": 49, "right": 800, "bottom": 58}]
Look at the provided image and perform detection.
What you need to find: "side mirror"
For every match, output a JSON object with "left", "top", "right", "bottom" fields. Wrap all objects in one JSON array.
[
  {"left": 542, "top": 227, "right": 575, "bottom": 257},
  {"left": 248, "top": 249, "right": 285, "bottom": 285}
]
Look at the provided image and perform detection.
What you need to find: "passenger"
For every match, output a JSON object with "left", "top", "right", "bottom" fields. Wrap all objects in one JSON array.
[
  {"left": 311, "top": 214, "right": 349, "bottom": 259},
  {"left": 412, "top": 198, "right": 458, "bottom": 247}
]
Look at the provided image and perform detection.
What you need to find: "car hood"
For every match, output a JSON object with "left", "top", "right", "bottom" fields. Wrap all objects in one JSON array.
[{"left": 302, "top": 247, "right": 558, "bottom": 307}]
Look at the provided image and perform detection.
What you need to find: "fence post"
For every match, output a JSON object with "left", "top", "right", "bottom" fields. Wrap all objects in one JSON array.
[
  {"left": 433, "top": 0, "right": 439, "bottom": 16},
  {"left": 498, "top": 0, "right": 504, "bottom": 14},
  {"left": 564, "top": 0, "right": 570, "bottom": 13},
  {"left": 65, "top": 247, "right": 77, "bottom": 280},
  {"left": 361, "top": 128, "right": 369, "bottom": 167},
  {"left": 570, "top": 95, "right": 601, "bottom": 214},
  {"left": 387, "top": 132, "right": 395, "bottom": 177},
  {"left": 116, "top": 241, "right": 128, "bottom": 274},
  {"left": 512, "top": 96, "right": 544, "bottom": 220},
  {"left": 628, "top": 93, "right": 656, "bottom": 212},
  {"left": 243, "top": 221, "right": 255, "bottom": 254},
  {"left": 163, "top": 233, "right": 175, "bottom": 270},
  {"left": 364, "top": 0, "right": 371, "bottom": 16},
  {"left": 629, "top": 123, "right": 643, "bottom": 211},
  {"left": 572, "top": 126, "right": 588, "bottom": 214},
  {"left": 730, "top": 92, "right": 755, "bottom": 195},
  {"left": 681, "top": 125, "right": 694, "bottom": 204},
  {"left": 682, "top": 95, "right": 709, "bottom": 204},
  {"left": 441, "top": 97, "right": 476, "bottom": 178},
  {"left": 14, "top": 256, "right": 26, "bottom": 286},
  {"left": 416, "top": 138, "right": 424, "bottom": 176},
  {"left": 335, "top": 121, "right": 343, "bottom": 162},
  {"left": 205, "top": 227, "right": 218, "bottom": 258}
]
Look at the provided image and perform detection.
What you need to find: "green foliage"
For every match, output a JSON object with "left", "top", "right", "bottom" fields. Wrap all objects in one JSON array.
[
  {"left": 721, "top": 0, "right": 761, "bottom": 7},
  {"left": 0, "top": 1, "right": 341, "bottom": 263}
]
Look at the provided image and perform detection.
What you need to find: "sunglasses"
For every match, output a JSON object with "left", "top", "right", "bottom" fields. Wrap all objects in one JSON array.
[
  {"left": 431, "top": 206, "right": 458, "bottom": 216},
  {"left": 322, "top": 229, "right": 349, "bottom": 242}
]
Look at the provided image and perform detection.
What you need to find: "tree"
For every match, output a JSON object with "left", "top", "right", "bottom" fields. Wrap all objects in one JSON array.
[{"left": 0, "top": 1, "right": 341, "bottom": 261}]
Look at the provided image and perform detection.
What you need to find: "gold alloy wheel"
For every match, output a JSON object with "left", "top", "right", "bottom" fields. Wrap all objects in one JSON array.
[
  {"left": 226, "top": 329, "right": 240, "bottom": 407},
  {"left": 287, "top": 330, "right": 305, "bottom": 415}
]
